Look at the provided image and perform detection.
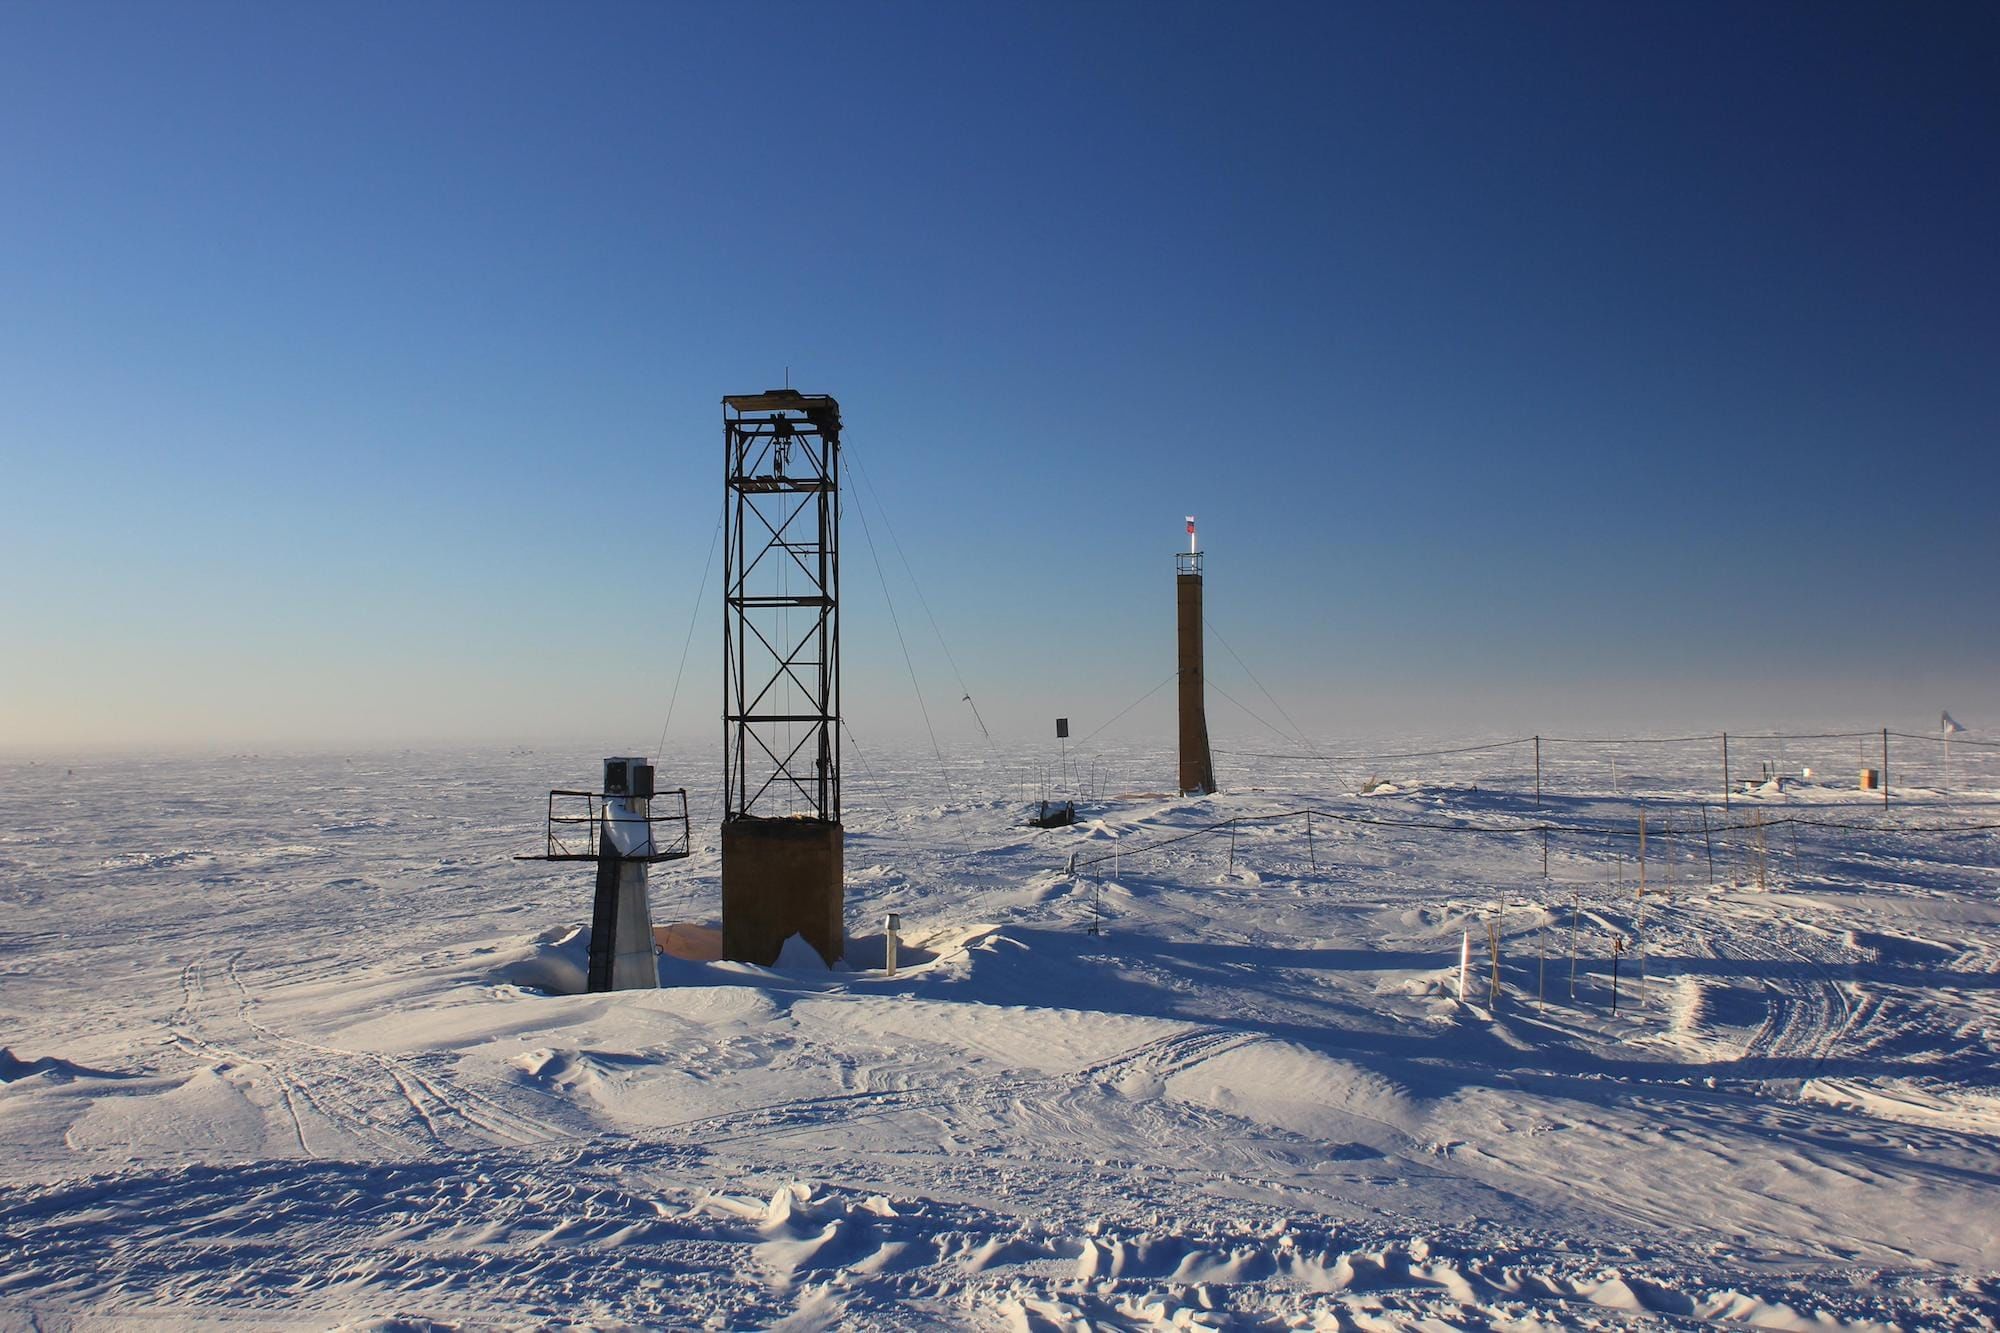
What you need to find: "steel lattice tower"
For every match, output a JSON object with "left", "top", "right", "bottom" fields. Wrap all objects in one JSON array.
[
  {"left": 719, "top": 389, "right": 846, "bottom": 966},
  {"left": 722, "top": 391, "right": 842, "bottom": 822}
]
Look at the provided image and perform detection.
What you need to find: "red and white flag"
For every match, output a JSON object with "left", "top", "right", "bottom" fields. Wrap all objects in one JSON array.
[{"left": 1185, "top": 515, "right": 1196, "bottom": 535}]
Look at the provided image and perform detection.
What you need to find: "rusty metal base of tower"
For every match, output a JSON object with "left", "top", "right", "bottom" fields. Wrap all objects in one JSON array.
[
  {"left": 721, "top": 817, "right": 845, "bottom": 966},
  {"left": 1177, "top": 570, "right": 1217, "bottom": 795}
]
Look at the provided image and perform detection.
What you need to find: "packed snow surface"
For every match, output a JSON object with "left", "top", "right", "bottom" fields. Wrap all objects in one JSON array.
[{"left": 2, "top": 737, "right": 1997, "bottom": 1329}]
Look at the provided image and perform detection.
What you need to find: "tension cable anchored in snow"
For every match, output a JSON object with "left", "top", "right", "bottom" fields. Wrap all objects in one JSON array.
[
  {"left": 843, "top": 452, "right": 951, "bottom": 793},
  {"left": 1204, "top": 615, "right": 1327, "bottom": 764},
  {"left": 652, "top": 508, "right": 725, "bottom": 765},
  {"left": 846, "top": 446, "right": 993, "bottom": 746},
  {"left": 1206, "top": 677, "right": 1306, "bottom": 758},
  {"left": 1072, "top": 670, "right": 1182, "bottom": 748}
]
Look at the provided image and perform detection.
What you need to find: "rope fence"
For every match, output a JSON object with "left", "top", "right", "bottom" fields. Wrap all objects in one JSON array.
[
  {"left": 1066, "top": 804, "right": 2000, "bottom": 878},
  {"left": 1201, "top": 725, "right": 1999, "bottom": 814}
]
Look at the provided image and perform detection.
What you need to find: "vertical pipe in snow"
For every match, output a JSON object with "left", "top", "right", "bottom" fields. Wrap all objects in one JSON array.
[{"left": 1458, "top": 930, "right": 1470, "bottom": 1003}]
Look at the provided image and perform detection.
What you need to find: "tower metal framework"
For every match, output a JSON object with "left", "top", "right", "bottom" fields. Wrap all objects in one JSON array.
[{"left": 722, "top": 390, "right": 842, "bottom": 822}]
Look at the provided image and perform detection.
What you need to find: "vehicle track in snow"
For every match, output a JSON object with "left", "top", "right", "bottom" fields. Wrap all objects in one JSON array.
[
  {"left": 661, "top": 1023, "right": 1274, "bottom": 1156},
  {"left": 222, "top": 952, "right": 566, "bottom": 1148},
  {"left": 167, "top": 951, "right": 571, "bottom": 1157},
  {"left": 1669, "top": 901, "right": 1859, "bottom": 1076}
]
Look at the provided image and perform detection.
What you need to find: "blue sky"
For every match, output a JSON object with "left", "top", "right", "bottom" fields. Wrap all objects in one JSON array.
[{"left": 3, "top": 2, "right": 1995, "bottom": 752}]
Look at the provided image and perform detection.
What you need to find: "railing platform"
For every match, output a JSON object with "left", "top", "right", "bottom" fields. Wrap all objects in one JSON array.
[{"left": 515, "top": 788, "right": 692, "bottom": 863}]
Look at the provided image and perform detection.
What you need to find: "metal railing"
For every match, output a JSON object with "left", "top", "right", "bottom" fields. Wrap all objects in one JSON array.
[{"left": 533, "top": 787, "right": 691, "bottom": 862}]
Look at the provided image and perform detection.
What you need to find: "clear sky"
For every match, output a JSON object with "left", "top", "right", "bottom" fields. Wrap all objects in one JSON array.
[{"left": 3, "top": 2, "right": 1995, "bottom": 754}]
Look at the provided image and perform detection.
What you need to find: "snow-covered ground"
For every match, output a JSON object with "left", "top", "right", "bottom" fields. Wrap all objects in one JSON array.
[{"left": 2, "top": 736, "right": 1997, "bottom": 1329}]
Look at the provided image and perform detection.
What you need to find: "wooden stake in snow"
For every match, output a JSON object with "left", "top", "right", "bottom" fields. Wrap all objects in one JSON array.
[
  {"left": 1637, "top": 811, "right": 1647, "bottom": 897},
  {"left": 1664, "top": 816, "right": 1676, "bottom": 894},
  {"left": 1634, "top": 894, "right": 1647, "bottom": 1003},
  {"left": 1754, "top": 811, "right": 1768, "bottom": 891},
  {"left": 1458, "top": 929, "right": 1471, "bottom": 1002},
  {"left": 1610, "top": 935, "right": 1625, "bottom": 1014},
  {"left": 1537, "top": 917, "right": 1547, "bottom": 1015},
  {"left": 1487, "top": 916, "right": 1501, "bottom": 1007},
  {"left": 1722, "top": 732, "right": 1731, "bottom": 809},
  {"left": 1568, "top": 894, "right": 1581, "bottom": 1000},
  {"left": 1635, "top": 812, "right": 1647, "bottom": 1004}
]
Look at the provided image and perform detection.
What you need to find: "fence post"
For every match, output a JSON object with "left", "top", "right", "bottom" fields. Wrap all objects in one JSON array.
[
  {"left": 1610, "top": 936, "right": 1623, "bottom": 1014},
  {"left": 1635, "top": 895, "right": 1647, "bottom": 1002},
  {"left": 1722, "top": 732, "right": 1731, "bottom": 809},
  {"left": 1568, "top": 894, "right": 1581, "bottom": 999},
  {"left": 1701, "top": 804, "right": 1714, "bottom": 885},
  {"left": 1306, "top": 810, "right": 1317, "bottom": 872},
  {"left": 1537, "top": 919, "right": 1546, "bottom": 1014},
  {"left": 1534, "top": 735, "right": 1542, "bottom": 808},
  {"left": 1754, "top": 811, "right": 1768, "bottom": 891},
  {"left": 1228, "top": 818, "right": 1237, "bottom": 872},
  {"left": 1638, "top": 811, "right": 1647, "bottom": 897},
  {"left": 1487, "top": 917, "right": 1501, "bottom": 1007},
  {"left": 1882, "top": 727, "right": 1890, "bottom": 810}
]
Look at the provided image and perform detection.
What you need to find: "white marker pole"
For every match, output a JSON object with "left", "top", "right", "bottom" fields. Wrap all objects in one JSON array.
[
  {"left": 1458, "top": 929, "right": 1470, "bottom": 1002},
  {"left": 884, "top": 912, "right": 900, "bottom": 977}
]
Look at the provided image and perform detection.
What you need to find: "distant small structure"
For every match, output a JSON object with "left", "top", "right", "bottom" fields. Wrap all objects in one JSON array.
[
  {"left": 1177, "top": 516, "right": 1217, "bottom": 795},
  {"left": 1942, "top": 711, "right": 1967, "bottom": 734},
  {"left": 1029, "top": 799, "right": 1076, "bottom": 828}
]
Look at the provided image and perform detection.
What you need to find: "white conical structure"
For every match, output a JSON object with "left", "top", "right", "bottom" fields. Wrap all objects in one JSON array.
[{"left": 1942, "top": 711, "right": 1967, "bottom": 734}]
